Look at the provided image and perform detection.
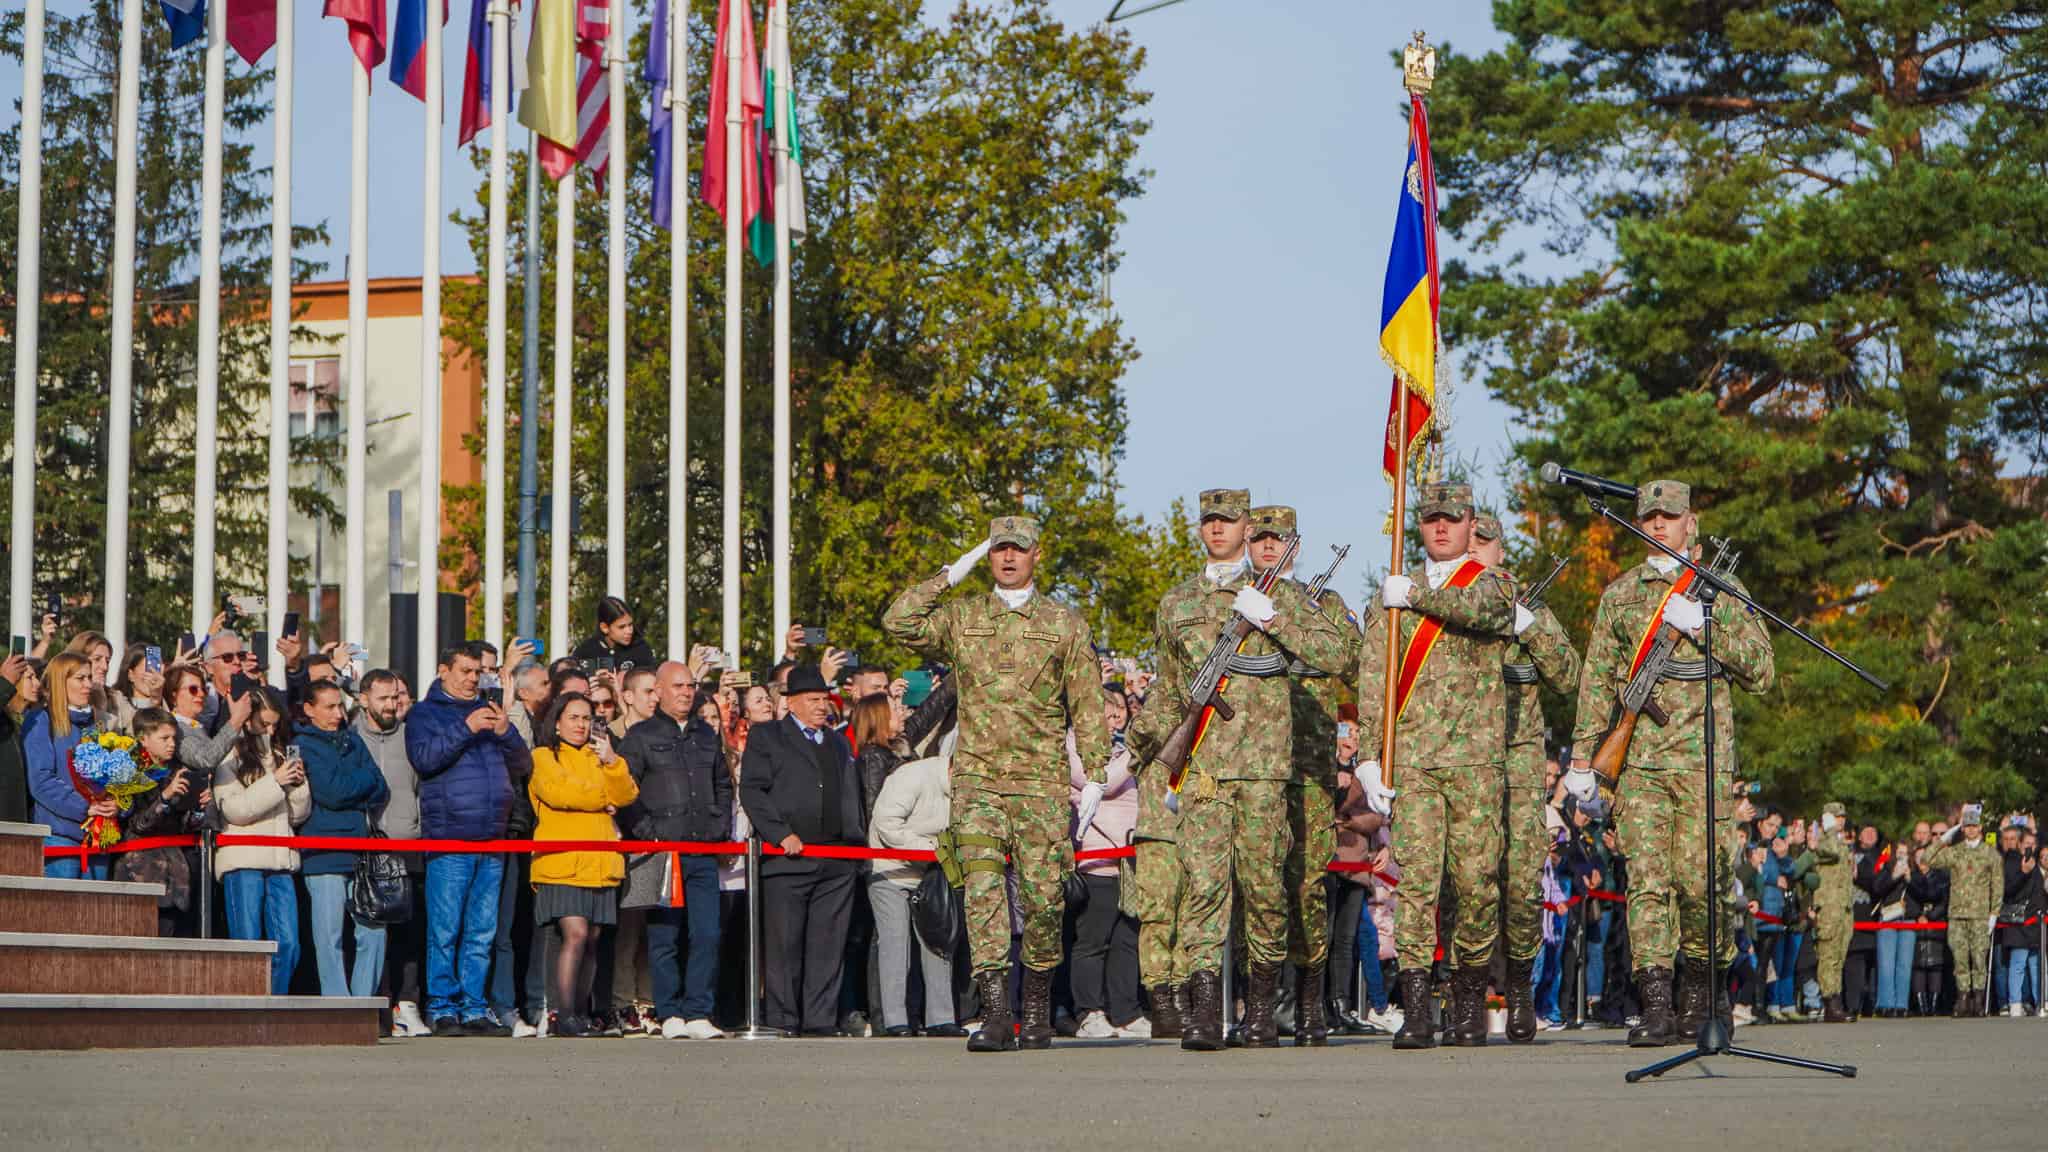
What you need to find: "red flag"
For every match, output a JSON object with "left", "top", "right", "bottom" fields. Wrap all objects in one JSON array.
[
  {"left": 701, "top": 0, "right": 762, "bottom": 226},
  {"left": 325, "top": 0, "right": 388, "bottom": 72},
  {"left": 225, "top": 0, "right": 278, "bottom": 65}
]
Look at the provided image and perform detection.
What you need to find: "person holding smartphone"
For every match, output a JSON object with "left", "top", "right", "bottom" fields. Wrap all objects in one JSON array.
[
  {"left": 115, "top": 710, "right": 207, "bottom": 937},
  {"left": 0, "top": 651, "right": 41, "bottom": 824},
  {"left": 297, "top": 681, "right": 393, "bottom": 998},
  {"left": 214, "top": 688, "right": 309, "bottom": 993},
  {"left": 25, "top": 653, "right": 112, "bottom": 880},
  {"left": 529, "top": 692, "right": 640, "bottom": 1037}
]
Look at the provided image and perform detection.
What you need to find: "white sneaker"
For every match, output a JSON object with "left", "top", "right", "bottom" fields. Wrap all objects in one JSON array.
[
  {"left": 1365, "top": 1006, "right": 1404, "bottom": 1034},
  {"left": 1075, "top": 1010, "right": 1116, "bottom": 1039},
  {"left": 682, "top": 1018, "right": 726, "bottom": 1040},
  {"left": 393, "top": 1001, "right": 431, "bottom": 1038},
  {"left": 1732, "top": 1004, "right": 1755, "bottom": 1026},
  {"left": 512, "top": 1016, "right": 539, "bottom": 1039},
  {"left": 2011, "top": 1003, "right": 2026, "bottom": 1019},
  {"left": 1114, "top": 1015, "right": 1153, "bottom": 1039},
  {"left": 661, "top": 1016, "right": 691, "bottom": 1040}
]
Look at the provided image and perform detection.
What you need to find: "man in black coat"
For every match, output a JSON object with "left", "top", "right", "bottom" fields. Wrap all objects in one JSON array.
[{"left": 741, "top": 664, "right": 866, "bottom": 1036}]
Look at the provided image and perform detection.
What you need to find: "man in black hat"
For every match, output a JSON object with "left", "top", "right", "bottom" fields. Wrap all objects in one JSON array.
[{"left": 740, "top": 664, "right": 867, "bottom": 1036}]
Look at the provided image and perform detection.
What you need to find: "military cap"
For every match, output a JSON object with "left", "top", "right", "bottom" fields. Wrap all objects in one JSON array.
[
  {"left": 989, "top": 515, "right": 1041, "bottom": 550},
  {"left": 1637, "top": 479, "right": 1691, "bottom": 518},
  {"left": 1248, "top": 505, "right": 1296, "bottom": 539},
  {"left": 1472, "top": 513, "right": 1502, "bottom": 541},
  {"left": 1822, "top": 801, "right": 1847, "bottom": 820},
  {"left": 1414, "top": 482, "right": 1473, "bottom": 521},
  {"left": 1199, "top": 488, "right": 1250, "bottom": 521}
]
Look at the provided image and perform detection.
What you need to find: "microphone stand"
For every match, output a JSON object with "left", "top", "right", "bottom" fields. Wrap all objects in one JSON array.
[{"left": 1575, "top": 496, "right": 1882, "bottom": 1084}]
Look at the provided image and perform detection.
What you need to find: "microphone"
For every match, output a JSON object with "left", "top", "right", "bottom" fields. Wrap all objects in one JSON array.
[{"left": 1540, "top": 462, "right": 1638, "bottom": 501}]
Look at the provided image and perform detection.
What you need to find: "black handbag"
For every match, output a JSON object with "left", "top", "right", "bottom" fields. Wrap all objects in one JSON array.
[
  {"left": 348, "top": 831, "right": 414, "bottom": 926},
  {"left": 910, "top": 863, "right": 965, "bottom": 960}
]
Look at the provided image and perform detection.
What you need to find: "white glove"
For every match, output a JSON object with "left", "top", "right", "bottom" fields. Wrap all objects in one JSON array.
[
  {"left": 1990, "top": 915, "right": 2000, "bottom": 935},
  {"left": 1944, "top": 825, "right": 1963, "bottom": 845},
  {"left": 1075, "top": 781, "right": 1105, "bottom": 837},
  {"left": 1662, "top": 594, "right": 1705, "bottom": 636},
  {"left": 1360, "top": 762, "right": 1395, "bottom": 817},
  {"left": 1513, "top": 604, "right": 1536, "bottom": 636},
  {"left": 1232, "top": 586, "right": 1277, "bottom": 627},
  {"left": 945, "top": 539, "right": 992, "bottom": 586},
  {"left": 1381, "top": 574, "right": 1414, "bottom": 609},
  {"left": 1562, "top": 767, "right": 1598, "bottom": 803}
]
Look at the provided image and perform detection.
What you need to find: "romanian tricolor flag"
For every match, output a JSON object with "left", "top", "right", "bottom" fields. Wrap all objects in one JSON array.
[{"left": 1379, "top": 94, "right": 1440, "bottom": 481}]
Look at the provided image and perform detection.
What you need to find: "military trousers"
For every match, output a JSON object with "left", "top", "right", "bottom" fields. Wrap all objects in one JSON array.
[
  {"left": 1951, "top": 923, "right": 1992, "bottom": 992},
  {"left": 1393, "top": 761, "right": 1504, "bottom": 972},
  {"left": 955, "top": 785, "right": 1071, "bottom": 976},
  {"left": 1613, "top": 764, "right": 1736, "bottom": 967},
  {"left": 1134, "top": 835, "right": 1185, "bottom": 985},
  {"left": 1176, "top": 776, "right": 1290, "bottom": 974},
  {"left": 1815, "top": 927, "right": 1849, "bottom": 997},
  {"left": 1284, "top": 778, "right": 1337, "bottom": 968},
  {"left": 1501, "top": 750, "right": 1549, "bottom": 964}
]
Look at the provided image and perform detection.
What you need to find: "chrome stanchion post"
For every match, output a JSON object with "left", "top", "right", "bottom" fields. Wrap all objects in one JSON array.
[
  {"left": 198, "top": 829, "right": 215, "bottom": 940},
  {"left": 736, "top": 835, "right": 780, "bottom": 1039}
]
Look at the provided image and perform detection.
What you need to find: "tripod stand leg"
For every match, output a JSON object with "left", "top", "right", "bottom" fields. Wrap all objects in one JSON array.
[
  {"left": 1623, "top": 1046, "right": 1707, "bottom": 1083},
  {"left": 1724, "top": 1046, "right": 1857, "bottom": 1078}
]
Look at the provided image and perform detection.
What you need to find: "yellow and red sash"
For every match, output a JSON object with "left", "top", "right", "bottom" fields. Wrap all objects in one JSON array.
[
  {"left": 1626, "top": 566, "right": 1697, "bottom": 679},
  {"left": 1390, "top": 559, "right": 1486, "bottom": 720}
]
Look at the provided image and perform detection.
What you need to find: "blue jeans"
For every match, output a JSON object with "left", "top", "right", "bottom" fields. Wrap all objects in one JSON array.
[
  {"left": 1763, "top": 929, "right": 1800, "bottom": 1009},
  {"left": 645, "top": 857, "right": 722, "bottom": 1021},
  {"left": 223, "top": 869, "right": 299, "bottom": 994},
  {"left": 1584, "top": 909, "right": 1608, "bottom": 999},
  {"left": 305, "top": 873, "right": 387, "bottom": 998},
  {"left": 1355, "top": 906, "right": 1387, "bottom": 1012},
  {"left": 425, "top": 853, "right": 504, "bottom": 1022},
  {"left": 1876, "top": 927, "right": 1915, "bottom": 1012},
  {"left": 1534, "top": 934, "right": 1564, "bottom": 1022},
  {"left": 2007, "top": 947, "right": 2039, "bottom": 1011},
  {"left": 43, "top": 837, "right": 109, "bottom": 881}
]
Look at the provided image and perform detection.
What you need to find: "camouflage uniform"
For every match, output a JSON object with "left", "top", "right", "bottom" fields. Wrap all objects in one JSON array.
[
  {"left": 1133, "top": 760, "right": 1185, "bottom": 987},
  {"left": 1571, "top": 482, "right": 1775, "bottom": 971},
  {"left": 882, "top": 516, "right": 1111, "bottom": 982},
  {"left": 1808, "top": 812, "right": 1855, "bottom": 1002},
  {"left": 1925, "top": 831, "right": 2000, "bottom": 998}
]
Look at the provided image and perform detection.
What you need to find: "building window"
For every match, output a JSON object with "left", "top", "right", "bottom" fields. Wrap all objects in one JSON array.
[{"left": 289, "top": 358, "right": 341, "bottom": 440}]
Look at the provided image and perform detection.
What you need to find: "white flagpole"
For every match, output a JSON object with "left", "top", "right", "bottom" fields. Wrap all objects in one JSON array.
[
  {"left": 550, "top": 176, "right": 575, "bottom": 663},
  {"left": 192, "top": 0, "right": 228, "bottom": 637},
  {"left": 102, "top": 0, "right": 145, "bottom": 663},
  {"left": 344, "top": 57, "right": 370, "bottom": 651},
  {"left": 417, "top": 0, "right": 446, "bottom": 691},
  {"left": 665, "top": 0, "right": 688, "bottom": 660},
  {"left": 604, "top": 1, "right": 628, "bottom": 600},
  {"left": 8, "top": 0, "right": 45, "bottom": 643},
  {"left": 265, "top": 0, "right": 294, "bottom": 688},
  {"left": 721, "top": 0, "right": 743, "bottom": 667},
  {"left": 769, "top": 0, "right": 792, "bottom": 654},
  {"left": 484, "top": 0, "right": 512, "bottom": 651}
]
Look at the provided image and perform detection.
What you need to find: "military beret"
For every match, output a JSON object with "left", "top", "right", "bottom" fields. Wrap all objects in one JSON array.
[
  {"left": 1415, "top": 482, "right": 1473, "bottom": 521},
  {"left": 1637, "top": 479, "right": 1691, "bottom": 518},
  {"left": 989, "top": 515, "right": 1041, "bottom": 549},
  {"left": 1472, "top": 514, "right": 1502, "bottom": 541},
  {"left": 1199, "top": 488, "right": 1250, "bottom": 521},
  {"left": 1249, "top": 505, "right": 1296, "bottom": 539}
]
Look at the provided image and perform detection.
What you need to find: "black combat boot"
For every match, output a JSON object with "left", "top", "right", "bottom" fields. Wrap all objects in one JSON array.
[
  {"left": 1506, "top": 957, "right": 1538, "bottom": 1043},
  {"left": 1447, "top": 966, "right": 1490, "bottom": 1047},
  {"left": 1628, "top": 967, "right": 1675, "bottom": 1048},
  {"left": 1018, "top": 966, "right": 1055, "bottom": 1050},
  {"left": 1149, "top": 982, "right": 1183, "bottom": 1039},
  {"left": 1241, "top": 962, "right": 1281, "bottom": 1049},
  {"left": 1675, "top": 964, "right": 1711, "bottom": 1041},
  {"left": 1822, "top": 994, "right": 1848, "bottom": 1024},
  {"left": 967, "top": 969, "right": 1016, "bottom": 1052},
  {"left": 1295, "top": 964, "right": 1329, "bottom": 1047},
  {"left": 1181, "top": 969, "right": 1225, "bottom": 1052},
  {"left": 1392, "top": 969, "right": 1436, "bottom": 1051}
]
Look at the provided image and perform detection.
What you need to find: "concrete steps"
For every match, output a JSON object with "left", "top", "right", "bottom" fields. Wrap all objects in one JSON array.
[
  {"left": 0, "top": 874, "right": 161, "bottom": 936},
  {"left": 0, "top": 821, "right": 47, "bottom": 877},
  {"left": 0, "top": 932, "right": 274, "bottom": 996},
  {"left": 0, "top": 995, "right": 383, "bottom": 1050}
]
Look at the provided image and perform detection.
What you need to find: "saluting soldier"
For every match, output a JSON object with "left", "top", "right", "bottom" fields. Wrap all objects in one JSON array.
[
  {"left": 1249, "top": 504, "right": 1362, "bottom": 1047},
  {"left": 1808, "top": 803, "right": 1857, "bottom": 1022},
  {"left": 1469, "top": 513, "right": 1581, "bottom": 1042},
  {"left": 1923, "top": 806, "right": 2000, "bottom": 1017},
  {"left": 1126, "top": 489, "right": 1349, "bottom": 1051},
  {"left": 882, "top": 516, "right": 1112, "bottom": 1052},
  {"left": 1356, "top": 482, "right": 1518, "bottom": 1050},
  {"left": 1560, "top": 480, "right": 1775, "bottom": 1047}
]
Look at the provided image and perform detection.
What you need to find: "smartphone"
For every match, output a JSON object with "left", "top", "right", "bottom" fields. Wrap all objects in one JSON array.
[
  {"left": 230, "top": 672, "right": 261, "bottom": 701},
  {"left": 842, "top": 652, "right": 862, "bottom": 670},
  {"left": 801, "top": 626, "right": 828, "bottom": 647},
  {"left": 46, "top": 592, "right": 59, "bottom": 625},
  {"left": 282, "top": 611, "right": 302, "bottom": 639},
  {"left": 251, "top": 632, "right": 269, "bottom": 671},
  {"left": 702, "top": 650, "right": 724, "bottom": 669},
  {"left": 8, "top": 636, "right": 25, "bottom": 657},
  {"left": 344, "top": 643, "right": 368, "bottom": 664},
  {"left": 144, "top": 645, "right": 164, "bottom": 673},
  {"left": 229, "top": 595, "right": 266, "bottom": 620},
  {"left": 282, "top": 744, "right": 304, "bottom": 772},
  {"left": 1336, "top": 721, "right": 1354, "bottom": 740},
  {"left": 517, "top": 636, "right": 545, "bottom": 660},
  {"left": 594, "top": 656, "right": 616, "bottom": 674},
  {"left": 481, "top": 686, "right": 504, "bottom": 707},
  {"left": 180, "top": 631, "right": 201, "bottom": 657}
]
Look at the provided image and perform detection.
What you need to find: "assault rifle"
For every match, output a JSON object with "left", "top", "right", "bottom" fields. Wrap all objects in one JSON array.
[
  {"left": 1587, "top": 537, "right": 1740, "bottom": 786},
  {"left": 1519, "top": 554, "right": 1569, "bottom": 609}
]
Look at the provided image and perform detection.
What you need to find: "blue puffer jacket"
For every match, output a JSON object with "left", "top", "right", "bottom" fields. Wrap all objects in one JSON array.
[
  {"left": 297, "top": 724, "right": 391, "bottom": 876},
  {"left": 24, "top": 708, "right": 95, "bottom": 845},
  {"left": 405, "top": 682, "right": 528, "bottom": 841}
]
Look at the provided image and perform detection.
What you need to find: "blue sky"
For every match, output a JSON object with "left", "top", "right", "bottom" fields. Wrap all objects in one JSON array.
[{"left": 8, "top": 0, "right": 1528, "bottom": 599}]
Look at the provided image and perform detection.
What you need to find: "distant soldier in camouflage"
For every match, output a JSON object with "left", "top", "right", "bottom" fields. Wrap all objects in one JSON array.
[
  {"left": 1132, "top": 747, "right": 1186, "bottom": 1037},
  {"left": 1356, "top": 482, "right": 1518, "bottom": 1050},
  {"left": 882, "top": 516, "right": 1112, "bottom": 1052},
  {"left": 1126, "top": 489, "right": 1349, "bottom": 1051},
  {"left": 1808, "top": 803, "right": 1856, "bottom": 1022},
  {"left": 1923, "top": 806, "right": 1999, "bottom": 1017},
  {"left": 1561, "top": 480, "right": 1775, "bottom": 1048},
  {"left": 1469, "top": 514, "right": 1581, "bottom": 1042},
  {"left": 1250, "top": 505, "right": 1362, "bottom": 1047}
]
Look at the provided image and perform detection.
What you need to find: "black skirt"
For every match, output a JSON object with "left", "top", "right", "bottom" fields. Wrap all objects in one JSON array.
[{"left": 534, "top": 883, "right": 618, "bottom": 926}]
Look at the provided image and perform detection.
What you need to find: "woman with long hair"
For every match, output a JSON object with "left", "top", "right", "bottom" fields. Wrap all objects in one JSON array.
[
  {"left": 214, "top": 688, "right": 308, "bottom": 993},
  {"left": 109, "top": 642, "right": 167, "bottom": 734},
  {"left": 0, "top": 651, "right": 41, "bottom": 824},
  {"left": 165, "top": 663, "right": 249, "bottom": 773},
  {"left": 63, "top": 631, "right": 114, "bottom": 714},
  {"left": 864, "top": 694, "right": 965, "bottom": 1039},
  {"left": 569, "top": 597, "right": 658, "bottom": 672},
  {"left": 528, "top": 692, "right": 638, "bottom": 1037},
  {"left": 25, "top": 652, "right": 112, "bottom": 879}
]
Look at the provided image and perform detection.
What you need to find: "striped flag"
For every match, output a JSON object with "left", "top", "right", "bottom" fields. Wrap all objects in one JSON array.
[
  {"left": 1379, "top": 94, "right": 1439, "bottom": 480},
  {"left": 390, "top": 0, "right": 449, "bottom": 101},
  {"left": 325, "top": 0, "right": 389, "bottom": 72},
  {"left": 749, "top": 0, "right": 807, "bottom": 266},
  {"left": 647, "top": 0, "right": 676, "bottom": 229},
  {"left": 457, "top": 0, "right": 492, "bottom": 145},
  {"left": 702, "top": 0, "right": 762, "bottom": 227},
  {"left": 521, "top": 0, "right": 609, "bottom": 184},
  {"left": 157, "top": 0, "right": 205, "bottom": 50}
]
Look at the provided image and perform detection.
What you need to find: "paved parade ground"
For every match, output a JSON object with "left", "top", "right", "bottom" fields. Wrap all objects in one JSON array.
[{"left": 1, "top": 1021, "right": 2035, "bottom": 1150}]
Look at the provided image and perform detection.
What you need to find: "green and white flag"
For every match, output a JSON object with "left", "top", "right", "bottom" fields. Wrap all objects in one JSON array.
[{"left": 751, "top": 0, "right": 808, "bottom": 267}]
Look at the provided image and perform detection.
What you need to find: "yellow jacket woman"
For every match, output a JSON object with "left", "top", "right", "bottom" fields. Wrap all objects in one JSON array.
[{"left": 530, "top": 738, "right": 640, "bottom": 888}]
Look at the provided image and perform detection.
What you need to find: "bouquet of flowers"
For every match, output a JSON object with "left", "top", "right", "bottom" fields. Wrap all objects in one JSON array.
[{"left": 68, "top": 729, "right": 157, "bottom": 849}]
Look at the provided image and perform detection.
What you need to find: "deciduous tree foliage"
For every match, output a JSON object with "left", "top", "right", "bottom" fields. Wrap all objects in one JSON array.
[{"left": 1428, "top": 3, "right": 2048, "bottom": 824}]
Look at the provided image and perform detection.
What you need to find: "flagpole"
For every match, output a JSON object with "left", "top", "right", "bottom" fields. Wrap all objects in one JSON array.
[
  {"left": 484, "top": 0, "right": 512, "bottom": 652},
  {"left": 190, "top": 0, "right": 228, "bottom": 638},
  {"left": 666, "top": 0, "right": 689, "bottom": 661},
  {"left": 1379, "top": 390, "right": 1406, "bottom": 789},
  {"left": 344, "top": 56, "right": 370, "bottom": 653},
  {"left": 8, "top": 0, "right": 45, "bottom": 643},
  {"left": 770, "top": 0, "right": 792, "bottom": 660},
  {"left": 416, "top": 0, "right": 446, "bottom": 691},
  {"left": 102, "top": 0, "right": 144, "bottom": 664},
  {"left": 264, "top": 0, "right": 294, "bottom": 687},
  {"left": 550, "top": 176, "right": 575, "bottom": 663},
  {"left": 518, "top": 126, "right": 540, "bottom": 645},
  {"left": 721, "top": 0, "right": 743, "bottom": 667},
  {"left": 604, "top": 0, "right": 629, "bottom": 601}
]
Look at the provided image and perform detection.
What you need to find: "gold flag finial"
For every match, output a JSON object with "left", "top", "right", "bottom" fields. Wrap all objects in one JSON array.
[
  {"left": 1403, "top": 31, "right": 1436, "bottom": 96},
  {"left": 1423, "top": 439, "right": 1444, "bottom": 486}
]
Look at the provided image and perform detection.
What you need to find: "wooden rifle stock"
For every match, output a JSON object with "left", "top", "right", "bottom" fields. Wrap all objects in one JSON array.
[{"left": 1588, "top": 707, "right": 1636, "bottom": 786}]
